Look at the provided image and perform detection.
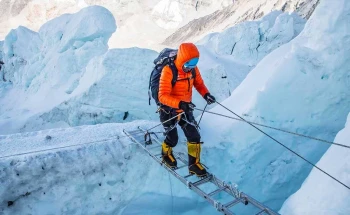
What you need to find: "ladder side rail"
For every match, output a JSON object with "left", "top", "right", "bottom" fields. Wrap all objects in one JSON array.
[
  {"left": 134, "top": 127, "right": 280, "bottom": 215},
  {"left": 173, "top": 141, "right": 278, "bottom": 214},
  {"left": 125, "top": 129, "right": 236, "bottom": 215}
]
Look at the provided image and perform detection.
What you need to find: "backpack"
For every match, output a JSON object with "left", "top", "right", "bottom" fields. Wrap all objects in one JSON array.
[{"left": 148, "top": 48, "right": 196, "bottom": 106}]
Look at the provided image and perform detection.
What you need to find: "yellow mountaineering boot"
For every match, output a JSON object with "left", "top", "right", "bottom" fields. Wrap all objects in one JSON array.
[
  {"left": 161, "top": 142, "right": 177, "bottom": 168},
  {"left": 187, "top": 142, "right": 207, "bottom": 177}
]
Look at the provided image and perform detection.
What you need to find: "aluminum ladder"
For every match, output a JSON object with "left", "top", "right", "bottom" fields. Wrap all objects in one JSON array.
[{"left": 123, "top": 126, "right": 280, "bottom": 215}]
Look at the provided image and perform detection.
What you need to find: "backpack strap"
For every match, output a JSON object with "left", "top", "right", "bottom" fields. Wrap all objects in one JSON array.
[
  {"left": 168, "top": 59, "right": 178, "bottom": 87},
  {"left": 148, "top": 69, "right": 154, "bottom": 105},
  {"left": 191, "top": 68, "right": 196, "bottom": 80},
  {"left": 169, "top": 66, "right": 196, "bottom": 87}
]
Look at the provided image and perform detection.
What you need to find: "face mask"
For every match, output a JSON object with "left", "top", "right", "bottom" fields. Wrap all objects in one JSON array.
[{"left": 183, "top": 58, "right": 199, "bottom": 72}]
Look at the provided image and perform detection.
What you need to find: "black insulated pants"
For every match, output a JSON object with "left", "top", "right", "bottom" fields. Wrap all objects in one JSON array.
[{"left": 159, "top": 110, "right": 200, "bottom": 147}]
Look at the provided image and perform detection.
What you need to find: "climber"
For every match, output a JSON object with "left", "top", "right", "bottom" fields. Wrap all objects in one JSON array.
[{"left": 158, "top": 43, "right": 216, "bottom": 177}]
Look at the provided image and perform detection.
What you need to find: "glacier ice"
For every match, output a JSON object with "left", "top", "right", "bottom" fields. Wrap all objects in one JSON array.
[
  {"left": 20, "top": 48, "right": 159, "bottom": 131},
  {"left": 198, "top": 0, "right": 350, "bottom": 212},
  {"left": 0, "top": 1, "right": 349, "bottom": 214},
  {"left": 0, "top": 8, "right": 304, "bottom": 135},
  {"left": 193, "top": 11, "right": 306, "bottom": 107},
  {"left": 2, "top": 26, "right": 41, "bottom": 83},
  {"left": 280, "top": 112, "right": 350, "bottom": 214},
  {"left": 0, "top": 6, "right": 117, "bottom": 134}
]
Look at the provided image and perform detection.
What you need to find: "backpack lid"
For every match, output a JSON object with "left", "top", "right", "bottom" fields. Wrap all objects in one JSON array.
[{"left": 153, "top": 48, "right": 177, "bottom": 65}]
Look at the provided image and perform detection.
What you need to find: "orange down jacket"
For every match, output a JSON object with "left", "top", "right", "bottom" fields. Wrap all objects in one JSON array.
[{"left": 158, "top": 43, "right": 209, "bottom": 109}]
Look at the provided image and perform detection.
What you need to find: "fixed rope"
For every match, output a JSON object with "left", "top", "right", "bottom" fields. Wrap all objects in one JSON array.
[
  {"left": 144, "top": 112, "right": 184, "bottom": 132},
  {"left": 0, "top": 112, "right": 184, "bottom": 160},
  {"left": 0, "top": 133, "right": 146, "bottom": 160},
  {"left": 197, "top": 103, "right": 208, "bottom": 126},
  {"left": 193, "top": 108, "right": 350, "bottom": 150},
  {"left": 214, "top": 101, "right": 350, "bottom": 191}
]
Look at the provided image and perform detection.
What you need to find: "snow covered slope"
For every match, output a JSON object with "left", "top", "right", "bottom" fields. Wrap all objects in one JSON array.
[
  {"left": 280, "top": 113, "right": 350, "bottom": 215},
  {"left": 198, "top": 0, "right": 350, "bottom": 212}
]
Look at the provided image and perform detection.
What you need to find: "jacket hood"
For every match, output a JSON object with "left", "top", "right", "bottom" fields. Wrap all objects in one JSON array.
[{"left": 175, "top": 43, "right": 200, "bottom": 69}]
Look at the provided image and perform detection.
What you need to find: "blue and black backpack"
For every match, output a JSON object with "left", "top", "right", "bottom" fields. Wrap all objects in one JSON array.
[{"left": 148, "top": 48, "right": 196, "bottom": 106}]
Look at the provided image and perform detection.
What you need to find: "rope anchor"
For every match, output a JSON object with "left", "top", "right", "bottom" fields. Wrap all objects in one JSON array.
[{"left": 144, "top": 131, "right": 158, "bottom": 146}]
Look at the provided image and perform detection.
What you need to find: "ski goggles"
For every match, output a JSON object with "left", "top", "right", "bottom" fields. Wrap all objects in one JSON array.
[{"left": 183, "top": 58, "right": 199, "bottom": 69}]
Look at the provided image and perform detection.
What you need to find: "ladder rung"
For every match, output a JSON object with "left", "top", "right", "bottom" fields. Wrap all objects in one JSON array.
[
  {"left": 208, "top": 187, "right": 226, "bottom": 196},
  {"left": 175, "top": 154, "right": 188, "bottom": 165},
  {"left": 193, "top": 176, "right": 212, "bottom": 187},
  {"left": 255, "top": 209, "right": 267, "bottom": 215},
  {"left": 224, "top": 199, "right": 240, "bottom": 208},
  {"left": 126, "top": 128, "right": 281, "bottom": 215},
  {"left": 184, "top": 174, "right": 194, "bottom": 178},
  {"left": 128, "top": 130, "right": 141, "bottom": 134},
  {"left": 176, "top": 164, "right": 187, "bottom": 170}
]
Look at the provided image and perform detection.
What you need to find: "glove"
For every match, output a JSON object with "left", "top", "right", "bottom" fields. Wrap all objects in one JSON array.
[
  {"left": 179, "top": 101, "right": 196, "bottom": 112},
  {"left": 204, "top": 93, "right": 216, "bottom": 105}
]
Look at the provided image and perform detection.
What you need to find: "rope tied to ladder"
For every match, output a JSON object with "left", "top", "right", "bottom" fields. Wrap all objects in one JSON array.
[{"left": 144, "top": 131, "right": 158, "bottom": 146}]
